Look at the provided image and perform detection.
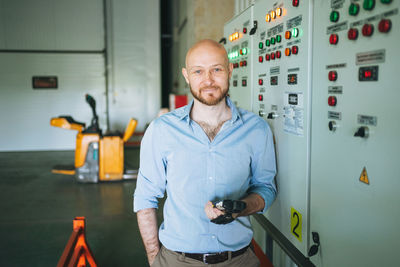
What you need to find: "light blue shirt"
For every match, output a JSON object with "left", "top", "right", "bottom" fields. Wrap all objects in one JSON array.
[{"left": 134, "top": 97, "right": 276, "bottom": 253}]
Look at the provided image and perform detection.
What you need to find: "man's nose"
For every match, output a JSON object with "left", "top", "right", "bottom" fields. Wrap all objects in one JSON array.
[{"left": 203, "top": 70, "right": 214, "bottom": 84}]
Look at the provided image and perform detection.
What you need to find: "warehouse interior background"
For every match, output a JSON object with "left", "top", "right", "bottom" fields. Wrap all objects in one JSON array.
[{"left": 0, "top": 0, "right": 399, "bottom": 266}]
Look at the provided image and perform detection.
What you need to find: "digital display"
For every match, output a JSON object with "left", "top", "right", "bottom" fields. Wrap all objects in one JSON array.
[
  {"left": 288, "top": 74, "right": 298, "bottom": 85},
  {"left": 288, "top": 93, "right": 298, "bottom": 105},
  {"left": 233, "top": 80, "right": 238, "bottom": 87},
  {"left": 270, "top": 76, "right": 278, "bottom": 85},
  {"left": 359, "top": 66, "right": 378, "bottom": 81}
]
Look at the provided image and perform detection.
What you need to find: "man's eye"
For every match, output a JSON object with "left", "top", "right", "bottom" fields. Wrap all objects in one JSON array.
[{"left": 193, "top": 70, "right": 202, "bottom": 74}]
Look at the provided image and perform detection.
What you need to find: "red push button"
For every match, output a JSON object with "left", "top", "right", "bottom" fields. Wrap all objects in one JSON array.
[
  {"left": 265, "top": 54, "right": 270, "bottom": 61},
  {"left": 293, "top": 0, "right": 299, "bottom": 7},
  {"left": 271, "top": 52, "right": 276, "bottom": 60},
  {"left": 328, "top": 96, "right": 337, "bottom": 106},
  {"left": 243, "top": 60, "right": 247, "bottom": 66},
  {"left": 276, "top": 50, "right": 281, "bottom": 59},
  {"left": 329, "top": 34, "right": 339, "bottom": 44},
  {"left": 258, "top": 79, "right": 263, "bottom": 85},
  {"left": 362, "top": 24, "right": 374, "bottom": 36},
  {"left": 292, "top": 45, "right": 299, "bottom": 54},
  {"left": 242, "top": 79, "right": 247, "bottom": 87},
  {"left": 328, "top": 71, "right": 338, "bottom": 81},
  {"left": 240, "top": 61, "right": 244, "bottom": 67},
  {"left": 243, "top": 27, "right": 247, "bottom": 34},
  {"left": 378, "top": 19, "right": 391, "bottom": 33},
  {"left": 259, "top": 56, "right": 263, "bottom": 62},
  {"left": 258, "top": 94, "right": 263, "bottom": 101},
  {"left": 348, "top": 28, "right": 358, "bottom": 40}
]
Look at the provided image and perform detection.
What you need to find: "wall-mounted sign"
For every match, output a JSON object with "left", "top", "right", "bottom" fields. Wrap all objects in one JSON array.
[{"left": 32, "top": 76, "right": 58, "bottom": 89}]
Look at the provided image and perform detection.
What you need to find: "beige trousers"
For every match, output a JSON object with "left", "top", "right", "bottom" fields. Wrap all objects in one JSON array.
[{"left": 151, "top": 245, "right": 260, "bottom": 267}]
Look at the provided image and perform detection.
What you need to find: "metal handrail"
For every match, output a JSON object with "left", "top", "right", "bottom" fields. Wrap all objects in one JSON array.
[{"left": 253, "top": 214, "right": 316, "bottom": 267}]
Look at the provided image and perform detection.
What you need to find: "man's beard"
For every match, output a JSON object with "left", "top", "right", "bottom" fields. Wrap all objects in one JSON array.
[{"left": 190, "top": 85, "right": 229, "bottom": 106}]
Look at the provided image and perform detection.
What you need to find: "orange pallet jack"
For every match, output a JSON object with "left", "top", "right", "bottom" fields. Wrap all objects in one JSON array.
[
  {"left": 51, "top": 94, "right": 138, "bottom": 183},
  {"left": 57, "top": 217, "right": 97, "bottom": 267}
]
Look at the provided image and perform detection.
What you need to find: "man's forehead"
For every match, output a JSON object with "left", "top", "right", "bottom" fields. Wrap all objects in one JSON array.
[{"left": 186, "top": 40, "right": 228, "bottom": 67}]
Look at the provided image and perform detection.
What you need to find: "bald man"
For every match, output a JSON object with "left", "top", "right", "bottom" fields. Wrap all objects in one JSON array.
[{"left": 134, "top": 39, "right": 276, "bottom": 266}]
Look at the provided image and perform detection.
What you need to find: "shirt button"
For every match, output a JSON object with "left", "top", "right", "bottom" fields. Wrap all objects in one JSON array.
[
  {"left": 209, "top": 177, "right": 213, "bottom": 180},
  {"left": 212, "top": 235, "right": 216, "bottom": 239}
]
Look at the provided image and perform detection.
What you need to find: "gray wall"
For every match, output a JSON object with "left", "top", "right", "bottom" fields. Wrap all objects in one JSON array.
[{"left": 0, "top": 0, "right": 161, "bottom": 151}]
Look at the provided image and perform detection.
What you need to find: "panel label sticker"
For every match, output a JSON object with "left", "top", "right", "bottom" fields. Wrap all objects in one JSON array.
[
  {"left": 283, "top": 92, "right": 304, "bottom": 136},
  {"left": 356, "top": 50, "right": 385, "bottom": 65},
  {"left": 328, "top": 111, "right": 342, "bottom": 120},
  {"left": 291, "top": 207, "right": 302, "bottom": 242},
  {"left": 328, "top": 86, "right": 343, "bottom": 94},
  {"left": 357, "top": 115, "right": 377, "bottom": 126},
  {"left": 359, "top": 167, "right": 370, "bottom": 185}
]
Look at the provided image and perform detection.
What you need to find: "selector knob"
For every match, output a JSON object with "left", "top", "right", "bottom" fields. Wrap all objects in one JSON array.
[
  {"left": 267, "top": 112, "right": 279, "bottom": 119},
  {"left": 328, "top": 121, "right": 337, "bottom": 132},
  {"left": 259, "top": 110, "right": 266, "bottom": 117},
  {"left": 354, "top": 126, "right": 369, "bottom": 138}
]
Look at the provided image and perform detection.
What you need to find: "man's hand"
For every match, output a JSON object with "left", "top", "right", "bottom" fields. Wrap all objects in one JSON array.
[{"left": 204, "top": 201, "right": 225, "bottom": 220}]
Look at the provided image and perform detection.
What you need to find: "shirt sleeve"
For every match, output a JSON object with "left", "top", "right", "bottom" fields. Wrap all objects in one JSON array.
[
  {"left": 133, "top": 120, "right": 167, "bottom": 212},
  {"left": 248, "top": 122, "right": 277, "bottom": 213}
]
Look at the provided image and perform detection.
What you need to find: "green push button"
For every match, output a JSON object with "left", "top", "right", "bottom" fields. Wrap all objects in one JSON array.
[
  {"left": 330, "top": 10, "right": 340, "bottom": 22},
  {"left": 380, "top": 0, "right": 392, "bottom": 3},
  {"left": 363, "top": 0, "right": 375, "bottom": 10},
  {"left": 266, "top": 39, "right": 270, "bottom": 46},
  {"left": 271, "top": 37, "right": 276, "bottom": 45},
  {"left": 349, "top": 3, "right": 360, "bottom": 16},
  {"left": 276, "top": 35, "right": 282, "bottom": 43},
  {"left": 259, "top": 42, "right": 263, "bottom": 49}
]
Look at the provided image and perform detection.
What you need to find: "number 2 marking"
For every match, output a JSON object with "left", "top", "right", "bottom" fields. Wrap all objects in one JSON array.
[{"left": 292, "top": 212, "right": 300, "bottom": 237}]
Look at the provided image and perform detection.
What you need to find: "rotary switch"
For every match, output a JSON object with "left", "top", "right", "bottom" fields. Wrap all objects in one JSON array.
[{"left": 354, "top": 126, "right": 369, "bottom": 138}]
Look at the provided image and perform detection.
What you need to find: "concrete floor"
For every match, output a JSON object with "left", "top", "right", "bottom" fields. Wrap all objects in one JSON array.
[{"left": 0, "top": 148, "right": 161, "bottom": 267}]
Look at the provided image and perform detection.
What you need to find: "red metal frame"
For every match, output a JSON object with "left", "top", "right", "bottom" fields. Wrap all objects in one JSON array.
[{"left": 57, "top": 217, "right": 97, "bottom": 267}]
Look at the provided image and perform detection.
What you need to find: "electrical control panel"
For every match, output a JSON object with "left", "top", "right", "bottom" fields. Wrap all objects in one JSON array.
[
  {"left": 310, "top": 0, "right": 400, "bottom": 266},
  {"left": 252, "top": 0, "right": 313, "bottom": 256},
  {"left": 224, "top": 0, "right": 399, "bottom": 265},
  {"left": 224, "top": 6, "right": 254, "bottom": 111}
]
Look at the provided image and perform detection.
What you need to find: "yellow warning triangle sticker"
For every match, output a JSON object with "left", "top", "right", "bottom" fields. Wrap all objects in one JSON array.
[{"left": 359, "top": 167, "right": 369, "bottom": 185}]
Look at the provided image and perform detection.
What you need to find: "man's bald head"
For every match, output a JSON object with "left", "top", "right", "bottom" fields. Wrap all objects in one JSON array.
[{"left": 185, "top": 39, "right": 229, "bottom": 68}]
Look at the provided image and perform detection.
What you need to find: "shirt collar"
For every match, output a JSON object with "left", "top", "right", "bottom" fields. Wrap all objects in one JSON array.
[{"left": 178, "top": 96, "right": 243, "bottom": 125}]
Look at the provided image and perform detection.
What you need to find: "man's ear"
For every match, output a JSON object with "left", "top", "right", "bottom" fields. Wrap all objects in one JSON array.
[
  {"left": 228, "top": 63, "right": 233, "bottom": 79},
  {"left": 182, "top": 68, "right": 190, "bottom": 84}
]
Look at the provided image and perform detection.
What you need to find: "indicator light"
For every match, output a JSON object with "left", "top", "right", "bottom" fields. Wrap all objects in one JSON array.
[
  {"left": 328, "top": 71, "right": 338, "bottom": 81},
  {"left": 243, "top": 27, "right": 247, "bottom": 34},
  {"left": 276, "top": 8, "right": 282, "bottom": 17},
  {"left": 276, "top": 51, "right": 281, "bottom": 58},
  {"left": 285, "top": 48, "right": 291, "bottom": 56},
  {"left": 348, "top": 28, "right": 358, "bottom": 40},
  {"left": 285, "top": 31, "right": 291, "bottom": 39},
  {"left": 235, "top": 32, "right": 239, "bottom": 39},
  {"left": 234, "top": 63, "right": 239, "bottom": 68},
  {"left": 293, "top": 0, "right": 299, "bottom": 7},
  {"left": 266, "top": 14, "right": 271, "bottom": 22},
  {"left": 242, "top": 79, "right": 247, "bottom": 87},
  {"left": 271, "top": 10, "right": 276, "bottom": 19},
  {"left": 243, "top": 60, "right": 247, "bottom": 66},
  {"left": 271, "top": 52, "right": 276, "bottom": 60},
  {"left": 292, "top": 45, "right": 299, "bottom": 54},
  {"left": 258, "top": 79, "right": 263, "bottom": 85},
  {"left": 265, "top": 54, "right": 270, "bottom": 61},
  {"left": 240, "top": 49, "right": 243, "bottom": 55},
  {"left": 362, "top": 24, "right": 374, "bottom": 36},
  {"left": 292, "top": 28, "right": 299, "bottom": 37},
  {"left": 229, "top": 35, "right": 233, "bottom": 42},
  {"left": 271, "top": 37, "right": 276, "bottom": 45},
  {"left": 363, "top": 0, "right": 375, "bottom": 10},
  {"left": 259, "top": 56, "right": 263, "bottom": 63},
  {"left": 328, "top": 96, "right": 337, "bottom": 106},
  {"left": 240, "top": 61, "right": 244, "bottom": 67},
  {"left": 330, "top": 11, "right": 340, "bottom": 22},
  {"left": 259, "top": 42, "right": 263, "bottom": 49},
  {"left": 349, "top": 3, "right": 360, "bottom": 16},
  {"left": 378, "top": 19, "right": 391, "bottom": 33},
  {"left": 266, "top": 39, "right": 271, "bottom": 46},
  {"left": 258, "top": 94, "right": 263, "bottom": 101},
  {"left": 329, "top": 34, "right": 339, "bottom": 45},
  {"left": 276, "top": 35, "right": 282, "bottom": 43},
  {"left": 242, "top": 48, "right": 248, "bottom": 55}
]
